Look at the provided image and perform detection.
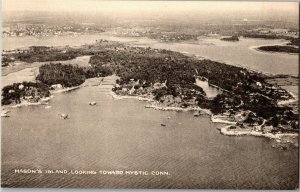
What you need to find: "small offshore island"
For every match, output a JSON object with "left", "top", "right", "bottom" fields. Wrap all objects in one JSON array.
[
  {"left": 1, "top": 39, "right": 299, "bottom": 146},
  {"left": 257, "top": 45, "right": 299, "bottom": 54},
  {"left": 240, "top": 32, "right": 299, "bottom": 54},
  {"left": 220, "top": 36, "right": 239, "bottom": 42}
]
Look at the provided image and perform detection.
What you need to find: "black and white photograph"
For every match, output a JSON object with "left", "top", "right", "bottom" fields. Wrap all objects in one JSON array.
[{"left": 1, "top": 0, "right": 299, "bottom": 189}]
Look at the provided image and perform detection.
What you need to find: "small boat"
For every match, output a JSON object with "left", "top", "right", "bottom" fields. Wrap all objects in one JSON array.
[
  {"left": 1, "top": 110, "right": 10, "bottom": 117},
  {"left": 194, "top": 111, "right": 200, "bottom": 117},
  {"left": 59, "top": 113, "right": 69, "bottom": 119},
  {"left": 89, "top": 101, "right": 97, "bottom": 106},
  {"left": 161, "top": 124, "right": 166, "bottom": 127}
]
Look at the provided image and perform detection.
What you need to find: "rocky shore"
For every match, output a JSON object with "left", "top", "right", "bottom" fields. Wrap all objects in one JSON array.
[
  {"left": 111, "top": 76, "right": 298, "bottom": 145},
  {"left": 112, "top": 85, "right": 298, "bottom": 145},
  {"left": 220, "top": 125, "right": 298, "bottom": 148}
]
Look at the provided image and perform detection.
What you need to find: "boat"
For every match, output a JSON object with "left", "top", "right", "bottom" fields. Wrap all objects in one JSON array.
[
  {"left": 89, "top": 101, "right": 97, "bottom": 106},
  {"left": 1, "top": 110, "right": 10, "bottom": 117},
  {"left": 193, "top": 111, "right": 200, "bottom": 117},
  {"left": 59, "top": 113, "right": 69, "bottom": 119},
  {"left": 161, "top": 124, "right": 166, "bottom": 127}
]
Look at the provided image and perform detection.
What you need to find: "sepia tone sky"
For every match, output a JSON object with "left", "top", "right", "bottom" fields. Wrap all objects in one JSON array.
[
  {"left": 3, "top": 0, "right": 299, "bottom": 14},
  {"left": 2, "top": 0, "right": 299, "bottom": 25}
]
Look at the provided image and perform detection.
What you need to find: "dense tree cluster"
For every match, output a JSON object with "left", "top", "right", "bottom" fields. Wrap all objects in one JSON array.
[
  {"left": 90, "top": 49, "right": 204, "bottom": 100},
  {"left": 1, "top": 82, "right": 50, "bottom": 105},
  {"left": 6, "top": 46, "right": 97, "bottom": 63},
  {"left": 89, "top": 46, "right": 297, "bottom": 130},
  {"left": 36, "top": 62, "right": 113, "bottom": 87},
  {"left": 12, "top": 50, "right": 81, "bottom": 63},
  {"left": 84, "top": 65, "right": 112, "bottom": 78},
  {"left": 257, "top": 45, "right": 298, "bottom": 53},
  {"left": 37, "top": 63, "right": 86, "bottom": 87}
]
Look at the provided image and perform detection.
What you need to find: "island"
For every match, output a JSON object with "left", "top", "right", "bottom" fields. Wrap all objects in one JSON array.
[
  {"left": 239, "top": 28, "right": 299, "bottom": 54},
  {"left": 220, "top": 36, "right": 239, "bottom": 42},
  {"left": 256, "top": 45, "right": 298, "bottom": 54},
  {"left": 1, "top": 40, "right": 298, "bottom": 144}
]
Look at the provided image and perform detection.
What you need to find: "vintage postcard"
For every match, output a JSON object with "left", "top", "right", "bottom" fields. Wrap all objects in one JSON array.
[{"left": 1, "top": 0, "right": 299, "bottom": 189}]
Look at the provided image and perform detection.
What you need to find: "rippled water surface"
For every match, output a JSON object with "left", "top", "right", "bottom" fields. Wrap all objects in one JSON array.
[{"left": 2, "top": 78, "right": 298, "bottom": 189}]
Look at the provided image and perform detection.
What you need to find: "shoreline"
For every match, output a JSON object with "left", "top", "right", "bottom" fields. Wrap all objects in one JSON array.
[
  {"left": 7, "top": 35, "right": 294, "bottom": 78},
  {"left": 2, "top": 96, "right": 52, "bottom": 110},
  {"left": 220, "top": 125, "right": 298, "bottom": 147},
  {"left": 2, "top": 83, "right": 84, "bottom": 110},
  {"left": 193, "top": 54, "right": 292, "bottom": 77},
  {"left": 3, "top": 36, "right": 298, "bottom": 78},
  {"left": 253, "top": 47, "right": 298, "bottom": 56},
  {"left": 2, "top": 77, "right": 105, "bottom": 110},
  {"left": 211, "top": 115, "right": 236, "bottom": 125},
  {"left": 110, "top": 91, "right": 212, "bottom": 114},
  {"left": 145, "top": 104, "right": 211, "bottom": 114},
  {"left": 50, "top": 85, "right": 83, "bottom": 94},
  {"left": 111, "top": 91, "right": 298, "bottom": 145},
  {"left": 2, "top": 55, "right": 92, "bottom": 77},
  {"left": 278, "top": 91, "right": 298, "bottom": 105},
  {"left": 110, "top": 91, "right": 154, "bottom": 102},
  {"left": 2, "top": 74, "right": 298, "bottom": 146},
  {"left": 249, "top": 40, "right": 298, "bottom": 56}
]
